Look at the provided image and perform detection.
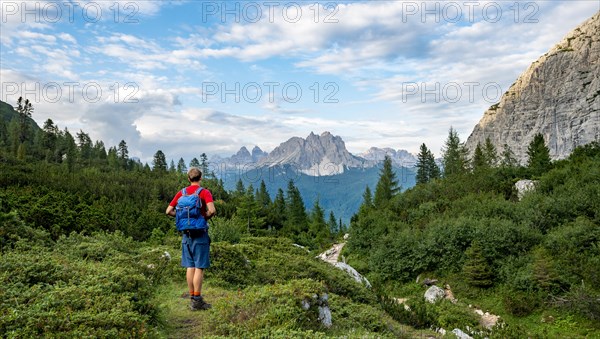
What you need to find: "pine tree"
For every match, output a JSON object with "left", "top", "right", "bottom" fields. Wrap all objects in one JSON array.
[
  {"left": 169, "top": 160, "right": 176, "bottom": 172},
  {"left": 500, "top": 143, "right": 518, "bottom": 168},
  {"left": 472, "top": 143, "right": 486, "bottom": 170},
  {"left": 270, "top": 188, "right": 287, "bottom": 230},
  {"left": 189, "top": 157, "right": 200, "bottom": 168},
  {"left": 483, "top": 137, "right": 498, "bottom": 167},
  {"left": 374, "top": 155, "right": 399, "bottom": 207},
  {"left": 527, "top": 133, "right": 552, "bottom": 176},
  {"left": 463, "top": 241, "right": 494, "bottom": 288},
  {"left": 76, "top": 130, "right": 92, "bottom": 163},
  {"left": 64, "top": 129, "right": 77, "bottom": 172},
  {"left": 327, "top": 211, "right": 338, "bottom": 235},
  {"left": 309, "top": 200, "right": 330, "bottom": 248},
  {"left": 15, "top": 97, "right": 33, "bottom": 144},
  {"left": 177, "top": 158, "right": 187, "bottom": 173},
  {"left": 416, "top": 143, "right": 430, "bottom": 184},
  {"left": 236, "top": 184, "right": 265, "bottom": 232},
  {"left": 152, "top": 150, "right": 167, "bottom": 172},
  {"left": 416, "top": 143, "right": 440, "bottom": 183},
  {"left": 117, "top": 140, "right": 129, "bottom": 169},
  {"left": 442, "top": 127, "right": 468, "bottom": 177},
  {"left": 285, "top": 180, "right": 308, "bottom": 239},
  {"left": 200, "top": 153, "right": 209, "bottom": 176}
]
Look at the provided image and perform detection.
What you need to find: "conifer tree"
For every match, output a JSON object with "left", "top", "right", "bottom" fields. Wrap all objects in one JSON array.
[
  {"left": 152, "top": 150, "right": 167, "bottom": 172},
  {"left": 527, "top": 133, "right": 552, "bottom": 176},
  {"left": 483, "top": 137, "right": 498, "bottom": 167},
  {"left": 442, "top": 127, "right": 468, "bottom": 177},
  {"left": 270, "top": 188, "right": 287, "bottom": 230},
  {"left": 189, "top": 157, "right": 200, "bottom": 168},
  {"left": 200, "top": 153, "right": 209, "bottom": 176},
  {"left": 177, "top": 158, "right": 187, "bottom": 173},
  {"left": 472, "top": 143, "right": 486, "bottom": 170},
  {"left": 117, "top": 140, "right": 129, "bottom": 169},
  {"left": 169, "top": 160, "right": 176, "bottom": 172},
  {"left": 309, "top": 200, "right": 330, "bottom": 248},
  {"left": 285, "top": 180, "right": 308, "bottom": 238},
  {"left": 463, "top": 241, "right": 494, "bottom": 288},
  {"left": 416, "top": 143, "right": 440, "bottom": 183},
  {"left": 374, "top": 155, "right": 399, "bottom": 207},
  {"left": 327, "top": 211, "right": 338, "bottom": 235},
  {"left": 15, "top": 96, "right": 33, "bottom": 144},
  {"left": 500, "top": 143, "right": 518, "bottom": 168}
]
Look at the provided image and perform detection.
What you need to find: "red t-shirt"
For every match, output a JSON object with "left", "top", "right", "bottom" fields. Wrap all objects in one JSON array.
[{"left": 169, "top": 185, "right": 214, "bottom": 218}]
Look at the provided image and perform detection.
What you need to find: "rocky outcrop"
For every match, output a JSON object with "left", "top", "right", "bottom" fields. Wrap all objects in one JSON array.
[
  {"left": 424, "top": 285, "right": 446, "bottom": 303},
  {"left": 515, "top": 179, "right": 538, "bottom": 200},
  {"left": 258, "top": 131, "right": 365, "bottom": 175},
  {"left": 466, "top": 12, "right": 600, "bottom": 162}
]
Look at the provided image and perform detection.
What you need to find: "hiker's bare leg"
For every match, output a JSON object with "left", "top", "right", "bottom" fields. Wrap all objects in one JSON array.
[
  {"left": 186, "top": 268, "right": 195, "bottom": 295},
  {"left": 193, "top": 268, "right": 204, "bottom": 295}
]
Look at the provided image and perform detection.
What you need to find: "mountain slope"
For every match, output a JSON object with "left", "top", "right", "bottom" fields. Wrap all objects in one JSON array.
[{"left": 465, "top": 12, "right": 600, "bottom": 162}]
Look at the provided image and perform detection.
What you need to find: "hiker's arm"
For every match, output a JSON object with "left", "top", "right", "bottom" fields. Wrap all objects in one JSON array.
[
  {"left": 165, "top": 205, "right": 176, "bottom": 217},
  {"left": 205, "top": 202, "right": 216, "bottom": 220}
]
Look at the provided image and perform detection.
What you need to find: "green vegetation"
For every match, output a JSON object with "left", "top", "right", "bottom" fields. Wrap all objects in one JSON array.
[
  {"left": 2, "top": 98, "right": 599, "bottom": 337},
  {"left": 347, "top": 129, "right": 600, "bottom": 336}
]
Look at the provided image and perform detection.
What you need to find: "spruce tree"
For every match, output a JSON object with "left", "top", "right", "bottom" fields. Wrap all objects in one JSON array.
[
  {"left": 189, "top": 157, "right": 200, "bottom": 168},
  {"left": 483, "top": 137, "right": 498, "bottom": 167},
  {"left": 169, "top": 160, "right": 176, "bottom": 172},
  {"left": 152, "top": 150, "right": 167, "bottom": 172},
  {"left": 328, "top": 211, "right": 338, "bottom": 235},
  {"left": 527, "top": 133, "right": 552, "bottom": 176},
  {"left": 463, "top": 241, "right": 494, "bottom": 288},
  {"left": 500, "top": 143, "right": 518, "bottom": 168},
  {"left": 441, "top": 127, "right": 468, "bottom": 177},
  {"left": 416, "top": 143, "right": 440, "bottom": 183},
  {"left": 374, "top": 155, "right": 399, "bottom": 207},
  {"left": 270, "top": 188, "right": 287, "bottom": 230},
  {"left": 200, "top": 153, "right": 209, "bottom": 176},
  {"left": 177, "top": 158, "right": 187, "bottom": 173},
  {"left": 309, "top": 200, "right": 330, "bottom": 248},
  {"left": 285, "top": 180, "right": 308, "bottom": 239},
  {"left": 472, "top": 143, "right": 486, "bottom": 170}
]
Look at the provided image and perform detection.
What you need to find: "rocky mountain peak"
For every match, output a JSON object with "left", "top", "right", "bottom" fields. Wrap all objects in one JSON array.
[
  {"left": 465, "top": 12, "right": 600, "bottom": 162},
  {"left": 258, "top": 132, "right": 364, "bottom": 175}
]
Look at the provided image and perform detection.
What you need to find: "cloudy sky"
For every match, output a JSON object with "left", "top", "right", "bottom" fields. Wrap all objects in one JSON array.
[{"left": 1, "top": 1, "right": 598, "bottom": 163}]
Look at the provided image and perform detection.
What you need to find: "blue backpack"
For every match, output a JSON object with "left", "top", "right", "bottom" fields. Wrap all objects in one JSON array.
[{"left": 175, "top": 187, "right": 208, "bottom": 231}]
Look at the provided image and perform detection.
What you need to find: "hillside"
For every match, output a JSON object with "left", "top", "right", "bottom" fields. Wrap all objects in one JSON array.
[{"left": 465, "top": 11, "right": 600, "bottom": 162}]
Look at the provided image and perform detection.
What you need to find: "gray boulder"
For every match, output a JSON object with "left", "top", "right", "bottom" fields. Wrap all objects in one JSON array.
[{"left": 424, "top": 285, "right": 446, "bottom": 303}]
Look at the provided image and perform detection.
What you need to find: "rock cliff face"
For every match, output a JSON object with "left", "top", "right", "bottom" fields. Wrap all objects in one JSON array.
[
  {"left": 358, "top": 147, "right": 417, "bottom": 167},
  {"left": 465, "top": 12, "right": 600, "bottom": 162}
]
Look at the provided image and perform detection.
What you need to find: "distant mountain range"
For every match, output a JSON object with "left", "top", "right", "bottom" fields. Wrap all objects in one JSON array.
[
  {"left": 211, "top": 131, "right": 417, "bottom": 176},
  {"left": 211, "top": 131, "right": 417, "bottom": 222}
]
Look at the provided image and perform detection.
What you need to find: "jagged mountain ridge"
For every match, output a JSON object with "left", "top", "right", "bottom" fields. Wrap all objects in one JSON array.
[
  {"left": 465, "top": 12, "right": 600, "bottom": 162},
  {"left": 213, "top": 132, "right": 417, "bottom": 176},
  {"left": 358, "top": 147, "right": 417, "bottom": 167},
  {"left": 257, "top": 131, "right": 366, "bottom": 175}
]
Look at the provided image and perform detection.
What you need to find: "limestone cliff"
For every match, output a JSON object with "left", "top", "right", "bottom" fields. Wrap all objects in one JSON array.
[{"left": 465, "top": 12, "right": 600, "bottom": 162}]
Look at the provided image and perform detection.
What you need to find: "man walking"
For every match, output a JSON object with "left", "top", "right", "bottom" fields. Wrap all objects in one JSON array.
[{"left": 166, "top": 167, "right": 216, "bottom": 310}]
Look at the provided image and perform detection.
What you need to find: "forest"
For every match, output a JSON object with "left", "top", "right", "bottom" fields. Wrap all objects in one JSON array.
[{"left": 1, "top": 98, "right": 599, "bottom": 337}]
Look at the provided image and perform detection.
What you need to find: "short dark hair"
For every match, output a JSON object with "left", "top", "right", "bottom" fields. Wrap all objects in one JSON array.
[{"left": 188, "top": 167, "right": 202, "bottom": 182}]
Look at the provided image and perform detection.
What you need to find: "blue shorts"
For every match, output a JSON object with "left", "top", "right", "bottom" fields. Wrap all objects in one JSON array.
[{"left": 181, "top": 231, "right": 211, "bottom": 269}]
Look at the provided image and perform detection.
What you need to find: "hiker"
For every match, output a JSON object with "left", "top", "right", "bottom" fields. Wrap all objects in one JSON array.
[{"left": 166, "top": 167, "right": 216, "bottom": 311}]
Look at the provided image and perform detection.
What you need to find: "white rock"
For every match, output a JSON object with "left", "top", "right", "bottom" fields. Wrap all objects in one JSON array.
[
  {"left": 452, "top": 328, "right": 473, "bottom": 339},
  {"left": 424, "top": 285, "right": 446, "bottom": 303},
  {"left": 515, "top": 179, "right": 538, "bottom": 200},
  {"left": 333, "top": 262, "right": 372, "bottom": 288}
]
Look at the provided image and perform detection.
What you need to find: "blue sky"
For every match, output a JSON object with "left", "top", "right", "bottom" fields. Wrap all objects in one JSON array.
[{"left": 1, "top": 1, "right": 598, "bottom": 164}]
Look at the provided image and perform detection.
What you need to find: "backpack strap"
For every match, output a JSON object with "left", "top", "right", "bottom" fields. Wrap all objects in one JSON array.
[
  {"left": 181, "top": 188, "right": 188, "bottom": 197},
  {"left": 194, "top": 187, "right": 203, "bottom": 196}
]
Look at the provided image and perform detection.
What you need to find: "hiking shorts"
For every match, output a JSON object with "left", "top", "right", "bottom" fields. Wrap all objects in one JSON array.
[{"left": 181, "top": 231, "right": 210, "bottom": 269}]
